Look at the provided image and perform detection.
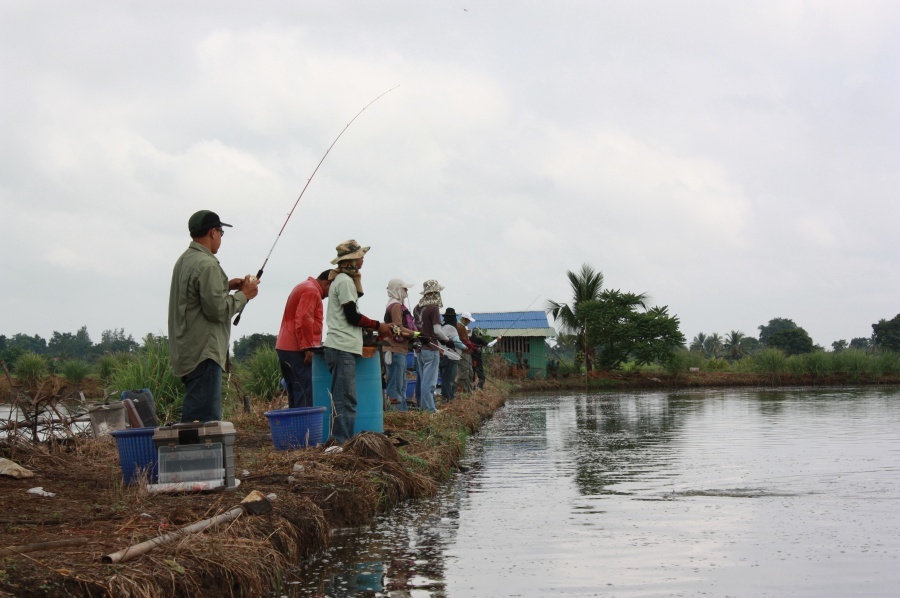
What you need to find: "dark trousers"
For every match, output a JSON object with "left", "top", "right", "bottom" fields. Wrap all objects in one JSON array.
[
  {"left": 181, "top": 358, "right": 223, "bottom": 422},
  {"left": 439, "top": 355, "right": 458, "bottom": 400},
  {"left": 473, "top": 353, "right": 486, "bottom": 389},
  {"left": 277, "top": 349, "right": 313, "bottom": 408},
  {"left": 324, "top": 347, "right": 357, "bottom": 443}
]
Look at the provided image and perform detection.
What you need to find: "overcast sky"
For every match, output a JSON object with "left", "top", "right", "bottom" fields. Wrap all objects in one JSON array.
[{"left": 2, "top": 1, "right": 898, "bottom": 350}]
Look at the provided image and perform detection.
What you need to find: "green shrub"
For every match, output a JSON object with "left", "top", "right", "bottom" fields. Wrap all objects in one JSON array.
[
  {"left": 730, "top": 356, "right": 756, "bottom": 373},
  {"left": 753, "top": 348, "right": 786, "bottom": 383},
  {"left": 803, "top": 351, "right": 832, "bottom": 380},
  {"left": 663, "top": 349, "right": 692, "bottom": 376},
  {"left": 872, "top": 351, "right": 900, "bottom": 378},
  {"left": 59, "top": 359, "right": 92, "bottom": 387},
  {"left": 236, "top": 346, "right": 283, "bottom": 402},
  {"left": 702, "top": 357, "right": 730, "bottom": 372},
  {"left": 97, "top": 352, "right": 136, "bottom": 385},
  {"left": 785, "top": 355, "right": 806, "bottom": 377},
  {"left": 108, "top": 336, "right": 184, "bottom": 423},
  {"left": 13, "top": 352, "right": 48, "bottom": 389},
  {"left": 831, "top": 348, "right": 870, "bottom": 382}
]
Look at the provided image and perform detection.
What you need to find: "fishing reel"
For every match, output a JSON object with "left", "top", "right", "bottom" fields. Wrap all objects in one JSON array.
[{"left": 409, "top": 337, "right": 424, "bottom": 352}]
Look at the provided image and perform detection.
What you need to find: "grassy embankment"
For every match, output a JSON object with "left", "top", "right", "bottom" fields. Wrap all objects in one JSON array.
[{"left": 0, "top": 384, "right": 509, "bottom": 597}]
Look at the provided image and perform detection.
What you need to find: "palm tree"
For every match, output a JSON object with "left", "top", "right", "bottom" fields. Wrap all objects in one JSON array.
[
  {"left": 690, "top": 332, "right": 707, "bottom": 354},
  {"left": 704, "top": 332, "right": 723, "bottom": 359},
  {"left": 724, "top": 330, "right": 745, "bottom": 360},
  {"left": 546, "top": 264, "right": 605, "bottom": 372}
]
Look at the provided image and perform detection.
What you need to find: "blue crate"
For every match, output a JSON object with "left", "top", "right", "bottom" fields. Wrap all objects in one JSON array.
[
  {"left": 264, "top": 407, "right": 325, "bottom": 450},
  {"left": 110, "top": 427, "right": 158, "bottom": 484},
  {"left": 406, "top": 352, "right": 415, "bottom": 370}
]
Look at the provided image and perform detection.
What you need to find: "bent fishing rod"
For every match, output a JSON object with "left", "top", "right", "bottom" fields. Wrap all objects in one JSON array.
[{"left": 233, "top": 85, "right": 400, "bottom": 325}]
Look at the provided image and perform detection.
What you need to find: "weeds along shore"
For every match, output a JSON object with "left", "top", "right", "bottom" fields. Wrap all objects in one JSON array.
[{"left": 0, "top": 386, "right": 509, "bottom": 598}]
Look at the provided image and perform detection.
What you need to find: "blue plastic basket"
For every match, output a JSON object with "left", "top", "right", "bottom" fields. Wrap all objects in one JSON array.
[
  {"left": 406, "top": 379, "right": 416, "bottom": 398},
  {"left": 264, "top": 407, "right": 325, "bottom": 450},
  {"left": 406, "top": 352, "right": 415, "bottom": 370},
  {"left": 110, "top": 427, "right": 158, "bottom": 484}
]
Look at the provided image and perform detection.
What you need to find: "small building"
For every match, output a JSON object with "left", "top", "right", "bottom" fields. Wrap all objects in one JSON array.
[{"left": 468, "top": 311, "right": 556, "bottom": 379}]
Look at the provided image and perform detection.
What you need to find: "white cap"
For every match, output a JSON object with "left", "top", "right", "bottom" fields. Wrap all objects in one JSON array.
[{"left": 460, "top": 312, "right": 475, "bottom": 322}]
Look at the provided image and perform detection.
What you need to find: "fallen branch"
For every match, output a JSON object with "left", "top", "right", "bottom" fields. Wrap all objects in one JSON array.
[
  {"left": 101, "top": 492, "right": 276, "bottom": 564},
  {"left": 0, "top": 538, "right": 88, "bottom": 558}
]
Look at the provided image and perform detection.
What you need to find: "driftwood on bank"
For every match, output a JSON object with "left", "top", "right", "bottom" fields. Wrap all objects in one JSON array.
[
  {"left": 0, "top": 538, "right": 88, "bottom": 558},
  {"left": 101, "top": 491, "right": 276, "bottom": 564}
]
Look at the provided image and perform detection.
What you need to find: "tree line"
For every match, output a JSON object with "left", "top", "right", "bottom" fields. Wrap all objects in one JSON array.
[{"left": 547, "top": 263, "right": 900, "bottom": 371}]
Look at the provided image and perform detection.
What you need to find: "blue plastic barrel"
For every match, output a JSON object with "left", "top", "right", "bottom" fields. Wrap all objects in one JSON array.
[{"left": 312, "top": 351, "right": 384, "bottom": 442}]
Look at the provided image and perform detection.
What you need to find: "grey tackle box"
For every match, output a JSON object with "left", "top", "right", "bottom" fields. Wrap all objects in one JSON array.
[{"left": 152, "top": 421, "right": 236, "bottom": 489}]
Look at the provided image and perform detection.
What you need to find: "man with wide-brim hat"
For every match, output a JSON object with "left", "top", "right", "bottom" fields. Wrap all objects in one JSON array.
[
  {"left": 413, "top": 279, "right": 454, "bottom": 412},
  {"left": 323, "top": 239, "right": 393, "bottom": 443},
  {"left": 168, "top": 210, "right": 260, "bottom": 422}
]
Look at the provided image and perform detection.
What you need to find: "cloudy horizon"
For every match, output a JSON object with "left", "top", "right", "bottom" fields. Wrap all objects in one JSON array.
[{"left": 2, "top": 1, "right": 898, "bottom": 350}]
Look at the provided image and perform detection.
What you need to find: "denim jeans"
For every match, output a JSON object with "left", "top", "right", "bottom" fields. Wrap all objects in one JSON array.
[
  {"left": 181, "top": 358, "right": 223, "bottom": 422},
  {"left": 416, "top": 349, "right": 440, "bottom": 413},
  {"left": 277, "top": 349, "right": 313, "bottom": 408},
  {"left": 440, "top": 355, "right": 458, "bottom": 400},
  {"left": 324, "top": 347, "right": 357, "bottom": 443},
  {"left": 384, "top": 351, "right": 408, "bottom": 411}
]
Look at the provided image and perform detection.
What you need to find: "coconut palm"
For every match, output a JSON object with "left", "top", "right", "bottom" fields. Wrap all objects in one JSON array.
[
  {"left": 690, "top": 332, "right": 707, "bottom": 354},
  {"left": 724, "top": 330, "right": 745, "bottom": 360},
  {"left": 704, "top": 332, "right": 723, "bottom": 359},
  {"left": 546, "top": 264, "right": 605, "bottom": 372}
]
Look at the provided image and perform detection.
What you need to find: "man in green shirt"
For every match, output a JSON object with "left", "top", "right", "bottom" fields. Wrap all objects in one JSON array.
[{"left": 168, "top": 210, "right": 259, "bottom": 422}]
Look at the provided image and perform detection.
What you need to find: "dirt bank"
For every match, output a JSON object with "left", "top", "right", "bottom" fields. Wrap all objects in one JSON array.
[{"left": 0, "top": 387, "right": 508, "bottom": 597}]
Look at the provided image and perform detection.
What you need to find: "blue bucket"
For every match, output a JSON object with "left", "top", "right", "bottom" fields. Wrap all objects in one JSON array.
[
  {"left": 110, "top": 427, "right": 158, "bottom": 484},
  {"left": 264, "top": 406, "right": 325, "bottom": 450},
  {"left": 406, "top": 378, "right": 416, "bottom": 398},
  {"left": 406, "top": 352, "right": 415, "bottom": 370}
]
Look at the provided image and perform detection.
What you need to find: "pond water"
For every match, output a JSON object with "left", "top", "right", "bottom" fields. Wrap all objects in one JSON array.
[{"left": 293, "top": 387, "right": 900, "bottom": 597}]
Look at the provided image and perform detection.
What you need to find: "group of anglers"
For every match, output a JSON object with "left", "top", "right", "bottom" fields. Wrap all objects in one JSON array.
[{"left": 168, "top": 210, "right": 492, "bottom": 445}]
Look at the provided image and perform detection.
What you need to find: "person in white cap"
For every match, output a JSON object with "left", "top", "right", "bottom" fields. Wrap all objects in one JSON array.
[{"left": 456, "top": 312, "right": 477, "bottom": 393}]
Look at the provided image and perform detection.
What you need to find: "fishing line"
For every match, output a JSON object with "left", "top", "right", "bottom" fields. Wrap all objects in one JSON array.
[{"left": 233, "top": 84, "right": 400, "bottom": 325}]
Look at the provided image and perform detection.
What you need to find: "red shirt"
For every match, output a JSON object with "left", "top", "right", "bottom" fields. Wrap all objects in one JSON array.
[{"left": 276, "top": 277, "right": 324, "bottom": 351}]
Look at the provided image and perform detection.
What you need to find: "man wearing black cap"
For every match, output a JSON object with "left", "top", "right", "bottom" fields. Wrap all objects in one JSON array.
[{"left": 168, "top": 210, "right": 260, "bottom": 422}]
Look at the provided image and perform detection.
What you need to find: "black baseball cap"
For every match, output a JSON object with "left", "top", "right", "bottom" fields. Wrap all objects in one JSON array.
[{"left": 188, "top": 210, "right": 232, "bottom": 237}]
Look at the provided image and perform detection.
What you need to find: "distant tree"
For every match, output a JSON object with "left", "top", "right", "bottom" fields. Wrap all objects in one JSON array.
[
  {"left": 758, "top": 318, "right": 800, "bottom": 346},
  {"left": 233, "top": 333, "right": 277, "bottom": 362},
  {"left": 703, "top": 333, "right": 723, "bottom": 359},
  {"left": 581, "top": 290, "right": 685, "bottom": 370},
  {"left": 724, "top": 330, "right": 746, "bottom": 360},
  {"left": 8, "top": 333, "right": 48, "bottom": 354},
  {"left": 48, "top": 326, "right": 93, "bottom": 361},
  {"left": 738, "top": 336, "right": 761, "bottom": 356},
  {"left": 767, "top": 328, "right": 814, "bottom": 355},
  {"left": 98, "top": 328, "right": 139, "bottom": 354},
  {"left": 832, "top": 340, "right": 848, "bottom": 352},
  {"left": 689, "top": 332, "right": 707, "bottom": 354},
  {"left": 546, "top": 264, "right": 623, "bottom": 373},
  {"left": 872, "top": 314, "right": 900, "bottom": 352},
  {"left": 849, "top": 337, "right": 871, "bottom": 351}
]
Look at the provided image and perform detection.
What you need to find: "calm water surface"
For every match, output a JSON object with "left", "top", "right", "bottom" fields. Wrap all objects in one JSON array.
[{"left": 293, "top": 387, "right": 900, "bottom": 597}]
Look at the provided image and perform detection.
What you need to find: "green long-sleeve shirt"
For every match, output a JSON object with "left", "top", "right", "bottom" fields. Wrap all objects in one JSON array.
[{"left": 168, "top": 242, "right": 248, "bottom": 377}]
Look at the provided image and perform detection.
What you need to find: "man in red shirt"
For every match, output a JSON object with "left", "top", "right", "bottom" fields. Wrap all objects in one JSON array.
[{"left": 276, "top": 270, "right": 332, "bottom": 408}]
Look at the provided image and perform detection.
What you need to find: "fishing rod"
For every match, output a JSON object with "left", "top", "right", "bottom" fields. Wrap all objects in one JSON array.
[{"left": 233, "top": 85, "right": 400, "bottom": 325}]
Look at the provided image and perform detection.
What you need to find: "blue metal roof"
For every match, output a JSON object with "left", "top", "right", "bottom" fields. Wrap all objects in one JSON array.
[{"left": 468, "top": 311, "right": 556, "bottom": 337}]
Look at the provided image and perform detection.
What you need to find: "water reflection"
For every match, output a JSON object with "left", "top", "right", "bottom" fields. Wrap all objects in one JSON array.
[{"left": 291, "top": 388, "right": 900, "bottom": 597}]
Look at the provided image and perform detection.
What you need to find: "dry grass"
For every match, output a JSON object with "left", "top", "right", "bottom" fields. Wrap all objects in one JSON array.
[{"left": 0, "top": 386, "right": 507, "bottom": 597}]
